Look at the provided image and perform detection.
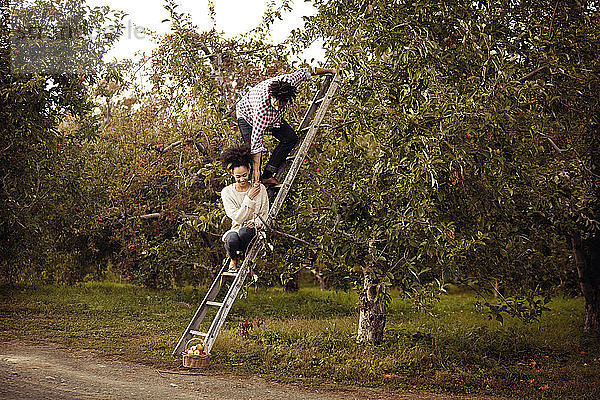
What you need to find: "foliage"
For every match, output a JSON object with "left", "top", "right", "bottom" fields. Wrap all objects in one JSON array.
[
  {"left": 0, "top": 0, "right": 125, "bottom": 283},
  {"left": 3, "top": 0, "right": 598, "bottom": 341},
  {"left": 281, "top": 0, "right": 599, "bottom": 325},
  {"left": 0, "top": 0, "right": 309, "bottom": 287},
  {"left": 86, "top": 1, "right": 313, "bottom": 288}
]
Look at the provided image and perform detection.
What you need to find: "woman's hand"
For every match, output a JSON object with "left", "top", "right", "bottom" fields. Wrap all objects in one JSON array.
[{"left": 247, "top": 182, "right": 261, "bottom": 200}]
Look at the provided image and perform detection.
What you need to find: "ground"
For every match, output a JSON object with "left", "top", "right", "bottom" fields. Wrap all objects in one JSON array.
[{"left": 0, "top": 340, "right": 504, "bottom": 400}]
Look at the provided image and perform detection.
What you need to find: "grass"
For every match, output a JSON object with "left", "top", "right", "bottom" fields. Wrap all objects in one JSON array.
[{"left": 1, "top": 281, "right": 598, "bottom": 399}]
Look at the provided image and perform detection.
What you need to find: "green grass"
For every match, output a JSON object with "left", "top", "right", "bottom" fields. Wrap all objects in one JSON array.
[{"left": 1, "top": 282, "right": 598, "bottom": 399}]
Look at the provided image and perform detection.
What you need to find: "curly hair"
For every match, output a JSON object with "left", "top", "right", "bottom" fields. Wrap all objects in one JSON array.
[
  {"left": 269, "top": 80, "right": 297, "bottom": 103},
  {"left": 220, "top": 144, "right": 252, "bottom": 171}
]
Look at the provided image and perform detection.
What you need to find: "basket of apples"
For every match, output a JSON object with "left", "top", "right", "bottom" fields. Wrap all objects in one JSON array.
[{"left": 182, "top": 337, "right": 210, "bottom": 368}]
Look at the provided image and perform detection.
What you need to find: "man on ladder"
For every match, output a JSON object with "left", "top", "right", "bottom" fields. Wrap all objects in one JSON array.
[{"left": 236, "top": 66, "right": 336, "bottom": 186}]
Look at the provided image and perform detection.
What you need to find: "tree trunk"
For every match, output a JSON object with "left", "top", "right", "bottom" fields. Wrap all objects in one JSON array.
[
  {"left": 318, "top": 275, "right": 330, "bottom": 291},
  {"left": 310, "top": 267, "right": 330, "bottom": 291},
  {"left": 284, "top": 270, "right": 299, "bottom": 292},
  {"left": 571, "top": 233, "right": 600, "bottom": 337},
  {"left": 357, "top": 271, "right": 386, "bottom": 345}
]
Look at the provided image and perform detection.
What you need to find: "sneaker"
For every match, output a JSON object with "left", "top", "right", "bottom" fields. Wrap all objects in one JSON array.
[{"left": 260, "top": 177, "right": 282, "bottom": 187}]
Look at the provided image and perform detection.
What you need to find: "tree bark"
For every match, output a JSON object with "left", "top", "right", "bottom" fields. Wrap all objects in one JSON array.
[
  {"left": 356, "top": 271, "right": 386, "bottom": 345},
  {"left": 310, "top": 267, "right": 330, "bottom": 291},
  {"left": 284, "top": 270, "right": 299, "bottom": 292},
  {"left": 571, "top": 233, "right": 600, "bottom": 337}
]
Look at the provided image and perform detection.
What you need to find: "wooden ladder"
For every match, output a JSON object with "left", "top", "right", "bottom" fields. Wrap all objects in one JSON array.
[{"left": 172, "top": 73, "right": 340, "bottom": 357}]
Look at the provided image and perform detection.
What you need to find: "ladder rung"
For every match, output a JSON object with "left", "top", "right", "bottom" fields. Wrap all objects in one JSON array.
[
  {"left": 189, "top": 330, "right": 208, "bottom": 336},
  {"left": 300, "top": 124, "right": 321, "bottom": 133},
  {"left": 314, "top": 97, "right": 324, "bottom": 103},
  {"left": 222, "top": 271, "right": 238, "bottom": 277},
  {"left": 206, "top": 301, "right": 224, "bottom": 307}
]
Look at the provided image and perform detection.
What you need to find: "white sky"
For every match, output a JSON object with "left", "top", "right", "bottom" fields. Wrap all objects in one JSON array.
[{"left": 88, "top": 0, "right": 325, "bottom": 63}]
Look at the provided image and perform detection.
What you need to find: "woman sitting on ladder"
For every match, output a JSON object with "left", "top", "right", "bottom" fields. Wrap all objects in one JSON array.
[{"left": 219, "top": 144, "right": 269, "bottom": 272}]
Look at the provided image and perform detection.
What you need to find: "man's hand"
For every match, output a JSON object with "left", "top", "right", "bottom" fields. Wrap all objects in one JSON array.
[
  {"left": 314, "top": 67, "right": 337, "bottom": 75},
  {"left": 247, "top": 182, "right": 261, "bottom": 200},
  {"left": 251, "top": 169, "right": 260, "bottom": 185}
]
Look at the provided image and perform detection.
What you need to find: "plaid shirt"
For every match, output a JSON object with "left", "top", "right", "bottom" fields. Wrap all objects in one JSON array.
[{"left": 236, "top": 68, "right": 311, "bottom": 154}]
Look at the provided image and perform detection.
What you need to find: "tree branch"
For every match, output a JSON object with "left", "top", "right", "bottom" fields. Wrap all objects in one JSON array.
[
  {"left": 256, "top": 214, "right": 314, "bottom": 247},
  {"left": 518, "top": 65, "right": 548, "bottom": 82},
  {"left": 319, "top": 120, "right": 355, "bottom": 130},
  {"left": 123, "top": 173, "right": 136, "bottom": 193},
  {"left": 138, "top": 212, "right": 161, "bottom": 220},
  {"left": 548, "top": 0, "right": 560, "bottom": 40},
  {"left": 125, "top": 212, "right": 225, "bottom": 237},
  {"left": 161, "top": 140, "right": 183, "bottom": 153},
  {"left": 541, "top": 134, "right": 566, "bottom": 153}
]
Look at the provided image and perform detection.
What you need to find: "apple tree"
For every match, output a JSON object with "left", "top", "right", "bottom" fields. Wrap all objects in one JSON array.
[
  {"left": 0, "top": 0, "right": 125, "bottom": 283},
  {"left": 282, "top": 0, "right": 599, "bottom": 342},
  {"left": 94, "top": 1, "right": 305, "bottom": 288}
]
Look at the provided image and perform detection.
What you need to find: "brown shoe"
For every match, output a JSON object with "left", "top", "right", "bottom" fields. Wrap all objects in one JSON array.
[
  {"left": 260, "top": 177, "right": 282, "bottom": 187},
  {"left": 228, "top": 259, "right": 240, "bottom": 273}
]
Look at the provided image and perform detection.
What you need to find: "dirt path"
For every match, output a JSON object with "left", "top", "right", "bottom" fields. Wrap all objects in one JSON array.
[{"left": 0, "top": 341, "right": 502, "bottom": 400}]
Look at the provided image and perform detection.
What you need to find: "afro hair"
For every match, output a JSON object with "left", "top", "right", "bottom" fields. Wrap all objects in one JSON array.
[
  {"left": 269, "top": 80, "right": 297, "bottom": 104},
  {"left": 220, "top": 143, "right": 252, "bottom": 171}
]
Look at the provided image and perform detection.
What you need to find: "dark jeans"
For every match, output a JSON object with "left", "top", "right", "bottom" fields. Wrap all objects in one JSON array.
[
  {"left": 224, "top": 227, "right": 256, "bottom": 259},
  {"left": 238, "top": 118, "right": 298, "bottom": 179}
]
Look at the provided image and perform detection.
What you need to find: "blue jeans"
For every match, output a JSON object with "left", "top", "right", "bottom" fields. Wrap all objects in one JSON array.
[{"left": 224, "top": 227, "right": 256, "bottom": 259}]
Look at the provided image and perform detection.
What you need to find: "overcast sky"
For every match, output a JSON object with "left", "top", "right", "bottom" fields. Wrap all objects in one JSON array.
[{"left": 88, "top": 0, "right": 324, "bottom": 63}]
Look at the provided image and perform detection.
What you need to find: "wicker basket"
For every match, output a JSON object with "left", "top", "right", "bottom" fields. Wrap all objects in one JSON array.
[{"left": 182, "top": 338, "right": 210, "bottom": 369}]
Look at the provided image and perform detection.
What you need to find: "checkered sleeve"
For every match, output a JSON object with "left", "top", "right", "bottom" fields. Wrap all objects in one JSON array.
[
  {"left": 279, "top": 68, "right": 311, "bottom": 87},
  {"left": 250, "top": 107, "right": 268, "bottom": 154}
]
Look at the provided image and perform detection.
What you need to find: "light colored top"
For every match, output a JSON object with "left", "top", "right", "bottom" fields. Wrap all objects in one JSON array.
[{"left": 220, "top": 183, "right": 270, "bottom": 241}]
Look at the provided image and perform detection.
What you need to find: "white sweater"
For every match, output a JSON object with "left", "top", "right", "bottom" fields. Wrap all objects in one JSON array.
[{"left": 220, "top": 183, "right": 269, "bottom": 241}]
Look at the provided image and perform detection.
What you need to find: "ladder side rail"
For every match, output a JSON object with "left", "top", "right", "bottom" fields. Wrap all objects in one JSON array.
[
  {"left": 203, "top": 238, "right": 265, "bottom": 353},
  {"left": 172, "top": 260, "right": 229, "bottom": 356},
  {"left": 203, "top": 77, "right": 336, "bottom": 353},
  {"left": 267, "top": 74, "right": 340, "bottom": 225},
  {"left": 298, "top": 75, "right": 333, "bottom": 132},
  {"left": 275, "top": 76, "right": 334, "bottom": 182}
]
